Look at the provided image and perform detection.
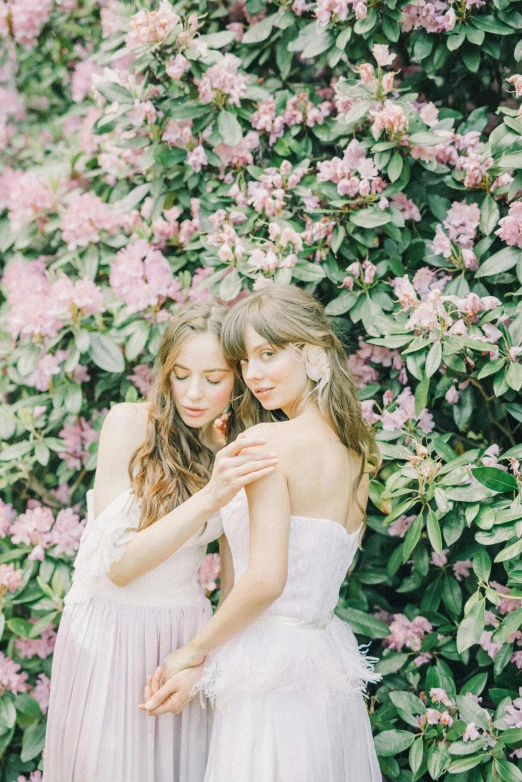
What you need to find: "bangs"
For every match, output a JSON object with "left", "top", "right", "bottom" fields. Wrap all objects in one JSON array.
[{"left": 221, "top": 295, "right": 293, "bottom": 365}]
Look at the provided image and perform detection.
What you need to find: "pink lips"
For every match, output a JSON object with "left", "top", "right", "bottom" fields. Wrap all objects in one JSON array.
[
  {"left": 182, "top": 406, "right": 207, "bottom": 417},
  {"left": 253, "top": 387, "right": 274, "bottom": 398}
]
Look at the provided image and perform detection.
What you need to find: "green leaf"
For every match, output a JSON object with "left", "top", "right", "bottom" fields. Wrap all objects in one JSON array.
[
  {"left": 426, "top": 340, "right": 442, "bottom": 378},
  {"left": 350, "top": 209, "right": 391, "bottom": 228},
  {"left": 94, "top": 80, "right": 133, "bottom": 104},
  {"left": 494, "top": 758, "right": 522, "bottom": 782},
  {"left": 6, "top": 618, "right": 32, "bottom": 638},
  {"left": 388, "top": 153, "right": 403, "bottom": 183},
  {"left": 291, "top": 262, "right": 326, "bottom": 282},
  {"left": 455, "top": 694, "right": 489, "bottom": 730},
  {"left": 217, "top": 111, "right": 242, "bottom": 146},
  {"left": 471, "top": 467, "right": 518, "bottom": 492},
  {"left": 408, "top": 131, "right": 446, "bottom": 146},
  {"left": 427, "top": 742, "right": 450, "bottom": 779},
  {"left": 21, "top": 720, "right": 46, "bottom": 762},
  {"left": 324, "top": 292, "right": 358, "bottom": 316},
  {"left": 472, "top": 549, "right": 491, "bottom": 582},
  {"left": 507, "top": 361, "right": 522, "bottom": 392},
  {"left": 495, "top": 537, "right": 522, "bottom": 563},
  {"left": 89, "top": 333, "right": 125, "bottom": 373},
  {"left": 403, "top": 512, "right": 423, "bottom": 562},
  {"left": 0, "top": 697, "right": 16, "bottom": 730},
  {"left": 479, "top": 195, "right": 500, "bottom": 236},
  {"left": 336, "top": 607, "right": 391, "bottom": 638},
  {"left": 198, "top": 30, "right": 237, "bottom": 48},
  {"left": 448, "top": 754, "right": 490, "bottom": 772},
  {"left": 456, "top": 598, "right": 485, "bottom": 653},
  {"left": 374, "top": 652, "right": 410, "bottom": 675},
  {"left": 475, "top": 246, "right": 522, "bottom": 277},
  {"left": 373, "top": 729, "right": 415, "bottom": 757},
  {"left": 427, "top": 508, "right": 443, "bottom": 554},
  {"left": 409, "top": 736, "right": 424, "bottom": 774},
  {"left": 113, "top": 183, "right": 150, "bottom": 214},
  {"left": 493, "top": 608, "right": 522, "bottom": 643},
  {"left": 341, "top": 100, "right": 372, "bottom": 126},
  {"left": 301, "top": 29, "right": 333, "bottom": 58},
  {"left": 0, "top": 441, "right": 33, "bottom": 462},
  {"left": 218, "top": 270, "right": 242, "bottom": 302},
  {"left": 499, "top": 150, "right": 522, "bottom": 169},
  {"left": 125, "top": 322, "right": 151, "bottom": 362}
]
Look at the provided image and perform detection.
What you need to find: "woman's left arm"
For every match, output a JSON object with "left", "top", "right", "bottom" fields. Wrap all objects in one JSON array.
[
  {"left": 216, "top": 534, "right": 234, "bottom": 608},
  {"left": 143, "top": 451, "right": 290, "bottom": 709}
]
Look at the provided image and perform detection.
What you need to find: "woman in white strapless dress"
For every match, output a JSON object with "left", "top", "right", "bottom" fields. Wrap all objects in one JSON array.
[
  {"left": 42, "top": 301, "right": 279, "bottom": 782},
  {"left": 143, "top": 286, "right": 383, "bottom": 782}
]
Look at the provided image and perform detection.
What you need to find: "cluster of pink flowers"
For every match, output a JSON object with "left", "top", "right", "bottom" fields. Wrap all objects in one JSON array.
[
  {"left": 369, "top": 386, "right": 435, "bottom": 434},
  {"left": 495, "top": 201, "right": 522, "bottom": 248},
  {"left": 125, "top": 1, "right": 181, "bottom": 49},
  {"left": 17, "top": 772, "right": 42, "bottom": 782},
  {"left": 127, "top": 364, "right": 154, "bottom": 396},
  {"left": 0, "top": 651, "right": 28, "bottom": 695},
  {"left": 15, "top": 623, "right": 56, "bottom": 660},
  {"left": 0, "top": 0, "right": 52, "bottom": 47},
  {"left": 506, "top": 688, "right": 522, "bottom": 729},
  {"left": 0, "top": 499, "right": 16, "bottom": 538},
  {"left": 196, "top": 54, "right": 248, "bottom": 108},
  {"left": 207, "top": 218, "right": 246, "bottom": 265},
  {"left": 401, "top": 0, "right": 456, "bottom": 33},
  {"left": 431, "top": 202, "right": 481, "bottom": 270},
  {"left": 0, "top": 563, "right": 23, "bottom": 595},
  {"left": 7, "top": 170, "right": 55, "bottom": 233},
  {"left": 251, "top": 92, "right": 331, "bottom": 146},
  {"left": 317, "top": 139, "right": 386, "bottom": 199},
  {"left": 59, "top": 192, "right": 121, "bottom": 250},
  {"left": 248, "top": 223, "right": 303, "bottom": 275},
  {"left": 162, "top": 118, "right": 194, "bottom": 148},
  {"left": 370, "top": 101, "right": 409, "bottom": 138},
  {"left": 227, "top": 161, "right": 307, "bottom": 218},
  {"left": 58, "top": 417, "right": 99, "bottom": 471},
  {"left": 109, "top": 239, "right": 184, "bottom": 314},
  {"left": 383, "top": 613, "right": 433, "bottom": 663},
  {"left": 199, "top": 553, "right": 220, "bottom": 593},
  {"left": 214, "top": 131, "right": 260, "bottom": 171},
  {"left": 315, "top": 0, "right": 368, "bottom": 23},
  {"left": 32, "top": 672, "right": 51, "bottom": 714}
]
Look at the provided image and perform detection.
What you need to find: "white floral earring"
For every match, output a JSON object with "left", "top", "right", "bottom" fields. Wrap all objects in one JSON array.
[{"left": 292, "top": 344, "right": 331, "bottom": 394}]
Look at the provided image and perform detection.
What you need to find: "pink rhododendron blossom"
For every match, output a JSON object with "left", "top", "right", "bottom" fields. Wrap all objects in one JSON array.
[
  {"left": 166, "top": 53, "right": 190, "bottom": 80},
  {"left": 58, "top": 417, "right": 99, "bottom": 470},
  {"left": 479, "top": 630, "right": 502, "bottom": 660},
  {"left": 214, "top": 132, "right": 260, "bottom": 170},
  {"left": 384, "top": 613, "right": 433, "bottom": 652},
  {"left": 32, "top": 673, "right": 51, "bottom": 714},
  {"left": 60, "top": 193, "right": 121, "bottom": 250},
  {"left": 391, "top": 193, "right": 421, "bottom": 222},
  {"left": 15, "top": 623, "right": 56, "bottom": 660},
  {"left": 388, "top": 514, "right": 415, "bottom": 538},
  {"left": 401, "top": 0, "right": 456, "bottom": 33},
  {"left": 372, "top": 44, "right": 396, "bottom": 67},
  {"left": 381, "top": 387, "right": 434, "bottom": 433},
  {"left": 26, "top": 350, "right": 69, "bottom": 393},
  {"left": 196, "top": 54, "right": 248, "bottom": 107},
  {"left": 507, "top": 74, "right": 522, "bottom": 98},
  {"left": 0, "top": 652, "right": 29, "bottom": 695},
  {"left": 495, "top": 201, "right": 522, "bottom": 248},
  {"left": 53, "top": 276, "right": 104, "bottom": 319},
  {"left": 110, "top": 240, "right": 184, "bottom": 313},
  {"left": 8, "top": 171, "right": 55, "bottom": 232},
  {"left": 315, "top": 0, "right": 367, "bottom": 24},
  {"left": 48, "top": 508, "right": 85, "bottom": 556},
  {"left": 370, "top": 101, "right": 408, "bottom": 136},
  {"left": 199, "top": 553, "right": 220, "bottom": 593},
  {"left": 126, "top": 1, "right": 181, "bottom": 49},
  {"left": 360, "top": 400, "right": 381, "bottom": 426},
  {"left": 463, "top": 722, "right": 481, "bottom": 742},
  {"left": 490, "top": 581, "right": 522, "bottom": 615},
  {"left": 162, "top": 118, "right": 193, "bottom": 148},
  {"left": 506, "top": 690, "right": 522, "bottom": 729},
  {"left": 127, "top": 364, "right": 154, "bottom": 396},
  {"left": 72, "top": 59, "right": 102, "bottom": 103},
  {"left": 0, "top": 500, "right": 16, "bottom": 538},
  {"left": 10, "top": 505, "right": 54, "bottom": 554},
  {"left": 453, "top": 559, "right": 473, "bottom": 581},
  {"left": 430, "top": 548, "right": 449, "bottom": 567},
  {"left": 186, "top": 144, "right": 208, "bottom": 173},
  {"left": 6, "top": 0, "right": 52, "bottom": 46},
  {"left": 430, "top": 688, "right": 453, "bottom": 707},
  {"left": 0, "top": 563, "right": 23, "bottom": 595}
]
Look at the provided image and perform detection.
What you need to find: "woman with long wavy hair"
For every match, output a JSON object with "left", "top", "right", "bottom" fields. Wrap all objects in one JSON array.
[
  {"left": 42, "top": 301, "right": 278, "bottom": 782},
  {"left": 143, "top": 285, "right": 382, "bottom": 782}
]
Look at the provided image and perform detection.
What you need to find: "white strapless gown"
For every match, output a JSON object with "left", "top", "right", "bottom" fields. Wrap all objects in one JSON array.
[
  {"left": 197, "top": 488, "right": 382, "bottom": 782},
  {"left": 43, "top": 488, "right": 223, "bottom": 782}
]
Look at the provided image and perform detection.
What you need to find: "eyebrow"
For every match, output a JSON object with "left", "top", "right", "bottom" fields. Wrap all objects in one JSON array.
[{"left": 174, "top": 364, "right": 229, "bottom": 373}]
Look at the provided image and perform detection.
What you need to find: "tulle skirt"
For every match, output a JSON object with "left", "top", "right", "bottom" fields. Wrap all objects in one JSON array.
[
  {"left": 198, "top": 613, "right": 382, "bottom": 782},
  {"left": 43, "top": 595, "right": 213, "bottom": 782}
]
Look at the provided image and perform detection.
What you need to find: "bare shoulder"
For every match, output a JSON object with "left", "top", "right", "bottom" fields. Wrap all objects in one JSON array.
[
  {"left": 243, "top": 420, "right": 295, "bottom": 452},
  {"left": 102, "top": 402, "right": 149, "bottom": 438}
]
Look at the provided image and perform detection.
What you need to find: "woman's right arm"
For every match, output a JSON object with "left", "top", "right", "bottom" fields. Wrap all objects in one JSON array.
[{"left": 93, "top": 404, "right": 278, "bottom": 588}]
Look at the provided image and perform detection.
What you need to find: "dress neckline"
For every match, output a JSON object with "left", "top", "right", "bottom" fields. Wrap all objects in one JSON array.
[{"left": 290, "top": 514, "right": 363, "bottom": 541}]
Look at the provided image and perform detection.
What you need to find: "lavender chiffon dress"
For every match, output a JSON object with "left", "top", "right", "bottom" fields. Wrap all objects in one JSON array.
[{"left": 43, "top": 488, "right": 222, "bottom": 782}]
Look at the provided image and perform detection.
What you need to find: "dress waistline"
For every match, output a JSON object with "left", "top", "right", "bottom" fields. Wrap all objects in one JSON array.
[{"left": 257, "top": 611, "right": 333, "bottom": 629}]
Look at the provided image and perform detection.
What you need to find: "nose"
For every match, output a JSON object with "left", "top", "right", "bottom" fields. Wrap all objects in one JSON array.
[
  {"left": 243, "top": 359, "right": 262, "bottom": 384},
  {"left": 186, "top": 377, "right": 204, "bottom": 401}
]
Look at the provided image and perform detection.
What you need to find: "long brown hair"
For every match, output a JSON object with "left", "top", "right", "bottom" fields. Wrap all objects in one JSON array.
[
  {"left": 129, "top": 302, "right": 242, "bottom": 530},
  {"left": 221, "top": 285, "right": 381, "bottom": 538}
]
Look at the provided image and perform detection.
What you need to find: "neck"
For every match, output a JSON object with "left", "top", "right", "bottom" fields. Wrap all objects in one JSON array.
[
  {"left": 282, "top": 395, "right": 322, "bottom": 421},
  {"left": 198, "top": 421, "right": 225, "bottom": 454}
]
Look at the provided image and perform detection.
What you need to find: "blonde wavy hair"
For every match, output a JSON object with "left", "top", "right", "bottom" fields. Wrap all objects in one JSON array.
[
  {"left": 129, "top": 302, "right": 242, "bottom": 531},
  {"left": 221, "top": 285, "right": 381, "bottom": 536}
]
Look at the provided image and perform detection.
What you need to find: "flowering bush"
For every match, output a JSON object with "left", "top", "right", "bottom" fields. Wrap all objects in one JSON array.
[{"left": 0, "top": 0, "right": 521, "bottom": 779}]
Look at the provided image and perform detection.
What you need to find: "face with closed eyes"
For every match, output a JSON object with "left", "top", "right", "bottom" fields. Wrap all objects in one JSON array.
[
  {"left": 171, "top": 333, "right": 235, "bottom": 430},
  {"left": 239, "top": 325, "right": 311, "bottom": 418}
]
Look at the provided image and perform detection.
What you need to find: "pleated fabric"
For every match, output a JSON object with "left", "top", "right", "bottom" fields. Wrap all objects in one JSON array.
[
  {"left": 43, "top": 598, "right": 213, "bottom": 782},
  {"left": 43, "top": 489, "right": 223, "bottom": 782}
]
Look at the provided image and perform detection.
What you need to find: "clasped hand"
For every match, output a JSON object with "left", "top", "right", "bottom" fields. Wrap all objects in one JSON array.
[{"left": 138, "top": 644, "right": 205, "bottom": 717}]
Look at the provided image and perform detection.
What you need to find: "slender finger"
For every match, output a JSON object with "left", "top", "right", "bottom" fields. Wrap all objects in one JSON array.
[
  {"left": 224, "top": 438, "right": 267, "bottom": 457},
  {"left": 147, "top": 695, "right": 184, "bottom": 717},
  {"left": 239, "top": 466, "right": 277, "bottom": 486},
  {"left": 234, "top": 460, "right": 278, "bottom": 478},
  {"left": 229, "top": 452, "right": 278, "bottom": 467},
  {"left": 144, "top": 679, "right": 179, "bottom": 711}
]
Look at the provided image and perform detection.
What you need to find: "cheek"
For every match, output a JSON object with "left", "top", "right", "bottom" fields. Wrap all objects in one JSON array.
[{"left": 207, "top": 381, "right": 233, "bottom": 410}]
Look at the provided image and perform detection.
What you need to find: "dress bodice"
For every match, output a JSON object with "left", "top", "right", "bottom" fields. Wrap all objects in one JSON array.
[
  {"left": 65, "top": 488, "right": 223, "bottom": 607},
  {"left": 222, "top": 489, "right": 361, "bottom": 622}
]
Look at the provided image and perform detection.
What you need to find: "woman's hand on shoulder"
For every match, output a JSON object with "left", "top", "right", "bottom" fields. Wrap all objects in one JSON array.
[{"left": 204, "top": 427, "right": 279, "bottom": 510}]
